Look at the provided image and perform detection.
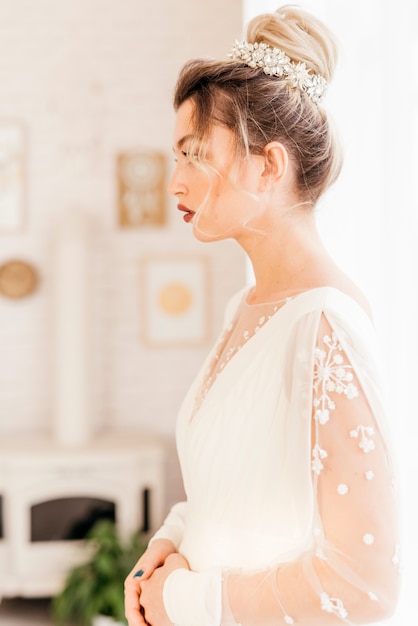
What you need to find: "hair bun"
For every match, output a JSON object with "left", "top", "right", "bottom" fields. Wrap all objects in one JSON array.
[{"left": 246, "top": 4, "right": 339, "bottom": 83}]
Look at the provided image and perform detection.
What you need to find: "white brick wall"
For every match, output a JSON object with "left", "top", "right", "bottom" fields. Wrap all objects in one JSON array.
[{"left": 0, "top": 0, "right": 245, "bottom": 506}]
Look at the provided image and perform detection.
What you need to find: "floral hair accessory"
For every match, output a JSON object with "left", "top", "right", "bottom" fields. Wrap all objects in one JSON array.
[{"left": 229, "top": 40, "right": 328, "bottom": 105}]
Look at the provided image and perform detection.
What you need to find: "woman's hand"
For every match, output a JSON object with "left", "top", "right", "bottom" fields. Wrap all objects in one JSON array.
[
  {"left": 139, "top": 552, "right": 190, "bottom": 626},
  {"left": 124, "top": 538, "right": 177, "bottom": 626}
]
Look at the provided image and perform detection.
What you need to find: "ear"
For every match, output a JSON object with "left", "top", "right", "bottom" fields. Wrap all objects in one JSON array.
[{"left": 259, "top": 142, "right": 289, "bottom": 189}]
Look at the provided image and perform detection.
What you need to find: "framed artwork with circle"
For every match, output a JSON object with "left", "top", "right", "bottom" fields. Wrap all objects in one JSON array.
[
  {"left": 117, "top": 150, "right": 166, "bottom": 227},
  {"left": 140, "top": 255, "right": 211, "bottom": 347}
]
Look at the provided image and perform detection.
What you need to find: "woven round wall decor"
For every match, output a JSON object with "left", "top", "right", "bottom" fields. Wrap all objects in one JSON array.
[{"left": 0, "top": 259, "right": 38, "bottom": 299}]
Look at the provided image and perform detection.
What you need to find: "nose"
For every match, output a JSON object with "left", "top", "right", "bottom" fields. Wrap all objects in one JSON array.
[{"left": 167, "top": 163, "right": 187, "bottom": 197}]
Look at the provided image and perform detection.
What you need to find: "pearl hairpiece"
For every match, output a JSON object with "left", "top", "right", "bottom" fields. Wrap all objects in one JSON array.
[{"left": 229, "top": 40, "right": 327, "bottom": 105}]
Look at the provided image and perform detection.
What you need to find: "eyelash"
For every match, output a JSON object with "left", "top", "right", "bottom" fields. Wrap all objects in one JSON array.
[{"left": 174, "top": 150, "right": 196, "bottom": 164}]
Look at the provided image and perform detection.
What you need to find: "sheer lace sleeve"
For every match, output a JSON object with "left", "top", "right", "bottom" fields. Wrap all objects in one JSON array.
[{"left": 222, "top": 313, "right": 400, "bottom": 625}]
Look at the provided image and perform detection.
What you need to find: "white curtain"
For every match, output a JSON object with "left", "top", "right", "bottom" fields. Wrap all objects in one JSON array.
[{"left": 243, "top": 1, "right": 417, "bottom": 622}]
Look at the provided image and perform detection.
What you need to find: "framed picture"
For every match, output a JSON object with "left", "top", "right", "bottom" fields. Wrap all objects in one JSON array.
[
  {"left": 117, "top": 150, "right": 166, "bottom": 227},
  {"left": 0, "top": 122, "right": 25, "bottom": 231},
  {"left": 140, "top": 255, "right": 211, "bottom": 347}
]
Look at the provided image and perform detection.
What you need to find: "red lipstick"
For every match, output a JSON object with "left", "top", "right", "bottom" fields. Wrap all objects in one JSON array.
[{"left": 177, "top": 204, "right": 195, "bottom": 223}]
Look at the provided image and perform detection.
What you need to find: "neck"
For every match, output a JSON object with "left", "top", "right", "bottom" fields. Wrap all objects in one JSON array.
[{"left": 237, "top": 209, "right": 334, "bottom": 304}]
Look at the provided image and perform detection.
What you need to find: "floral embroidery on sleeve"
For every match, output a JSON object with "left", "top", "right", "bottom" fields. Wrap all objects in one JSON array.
[
  {"left": 312, "top": 443, "right": 328, "bottom": 475},
  {"left": 350, "top": 425, "right": 376, "bottom": 452},
  {"left": 320, "top": 593, "right": 348, "bottom": 619},
  {"left": 311, "top": 333, "right": 359, "bottom": 475},
  {"left": 312, "top": 334, "right": 358, "bottom": 427}
]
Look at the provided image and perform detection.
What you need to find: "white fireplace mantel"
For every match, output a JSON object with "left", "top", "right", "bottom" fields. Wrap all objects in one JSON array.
[{"left": 0, "top": 432, "right": 166, "bottom": 598}]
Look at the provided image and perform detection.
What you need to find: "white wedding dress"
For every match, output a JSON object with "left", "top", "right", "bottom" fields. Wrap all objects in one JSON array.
[{"left": 150, "top": 286, "right": 401, "bottom": 626}]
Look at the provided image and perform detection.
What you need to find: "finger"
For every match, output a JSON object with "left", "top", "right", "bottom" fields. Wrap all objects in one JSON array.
[
  {"left": 125, "top": 604, "right": 147, "bottom": 626},
  {"left": 124, "top": 586, "right": 147, "bottom": 626},
  {"left": 128, "top": 553, "right": 163, "bottom": 581},
  {"left": 124, "top": 576, "right": 146, "bottom": 624},
  {"left": 137, "top": 583, "right": 152, "bottom": 626},
  {"left": 128, "top": 561, "right": 148, "bottom": 580},
  {"left": 126, "top": 609, "right": 148, "bottom": 626}
]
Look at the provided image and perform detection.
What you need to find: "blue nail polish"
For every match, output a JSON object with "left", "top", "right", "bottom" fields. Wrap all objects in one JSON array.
[{"left": 133, "top": 569, "right": 144, "bottom": 578}]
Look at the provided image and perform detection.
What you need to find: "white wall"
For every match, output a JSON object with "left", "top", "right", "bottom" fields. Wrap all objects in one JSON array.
[{"left": 0, "top": 0, "right": 246, "bottom": 506}]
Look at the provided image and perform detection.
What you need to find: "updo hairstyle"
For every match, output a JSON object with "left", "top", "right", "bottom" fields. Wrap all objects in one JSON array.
[{"left": 173, "top": 5, "right": 342, "bottom": 205}]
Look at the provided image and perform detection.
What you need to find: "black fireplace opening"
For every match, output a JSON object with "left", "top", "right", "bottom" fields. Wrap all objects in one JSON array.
[
  {"left": 30, "top": 497, "right": 116, "bottom": 542},
  {"left": 30, "top": 489, "right": 150, "bottom": 542}
]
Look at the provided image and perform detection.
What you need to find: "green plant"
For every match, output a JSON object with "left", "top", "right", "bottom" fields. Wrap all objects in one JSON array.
[{"left": 52, "top": 519, "right": 147, "bottom": 626}]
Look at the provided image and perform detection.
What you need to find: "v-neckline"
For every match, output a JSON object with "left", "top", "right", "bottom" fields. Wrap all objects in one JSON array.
[
  {"left": 188, "top": 288, "right": 297, "bottom": 421},
  {"left": 186, "top": 285, "right": 375, "bottom": 423}
]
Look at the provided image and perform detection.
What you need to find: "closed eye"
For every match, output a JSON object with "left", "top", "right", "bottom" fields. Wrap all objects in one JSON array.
[{"left": 172, "top": 147, "right": 199, "bottom": 164}]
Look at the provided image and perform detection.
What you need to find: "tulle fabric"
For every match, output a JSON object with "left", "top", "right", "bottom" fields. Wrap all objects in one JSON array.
[{"left": 150, "top": 287, "right": 401, "bottom": 626}]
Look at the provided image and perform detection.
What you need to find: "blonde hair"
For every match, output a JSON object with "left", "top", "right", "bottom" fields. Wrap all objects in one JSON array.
[
  {"left": 247, "top": 5, "right": 338, "bottom": 81},
  {"left": 173, "top": 5, "right": 343, "bottom": 204}
]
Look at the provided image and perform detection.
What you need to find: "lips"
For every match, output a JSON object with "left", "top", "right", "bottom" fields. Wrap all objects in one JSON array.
[{"left": 177, "top": 204, "right": 195, "bottom": 223}]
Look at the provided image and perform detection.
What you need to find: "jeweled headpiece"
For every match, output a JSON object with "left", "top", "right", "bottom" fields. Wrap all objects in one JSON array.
[{"left": 229, "top": 40, "right": 327, "bottom": 105}]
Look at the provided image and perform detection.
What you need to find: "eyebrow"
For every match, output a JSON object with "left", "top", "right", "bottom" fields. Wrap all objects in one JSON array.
[{"left": 173, "top": 134, "right": 195, "bottom": 151}]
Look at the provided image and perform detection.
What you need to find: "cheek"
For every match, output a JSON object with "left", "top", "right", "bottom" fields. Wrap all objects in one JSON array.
[{"left": 192, "top": 170, "right": 213, "bottom": 201}]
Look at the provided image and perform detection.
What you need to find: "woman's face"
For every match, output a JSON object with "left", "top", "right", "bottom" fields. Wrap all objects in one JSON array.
[{"left": 168, "top": 99, "right": 264, "bottom": 242}]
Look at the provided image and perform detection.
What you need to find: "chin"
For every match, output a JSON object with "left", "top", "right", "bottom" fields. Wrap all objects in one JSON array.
[
  {"left": 192, "top": 228, "right": 216, "bottom": 243},
  {"left": 192, "top": 220, "right": 232, "bottom": 243},
  {"left": 192, "top": 227, "right": 229, "bottom": 243}
]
